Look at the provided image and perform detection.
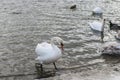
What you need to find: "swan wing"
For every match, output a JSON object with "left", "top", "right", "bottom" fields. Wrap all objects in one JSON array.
[
  {"left": 35, "top": 42, "right": 54, "bottom": 56},
  {"left": 89, "top": 21, "right": 102, "bottom": 31},
  {"left": 35, "top": 43, "right": 62, "bottom": 64}
]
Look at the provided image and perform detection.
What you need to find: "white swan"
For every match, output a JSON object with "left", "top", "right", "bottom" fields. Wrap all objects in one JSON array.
[
  {"left": 35, "top": 37, "right": 64, "bottom": 72},
  {"left": 89, "top": 19, "right": 105, "bottom": 42},
  {"left": 89, "top": 19, "right": 105, "bottom": 32},
  {"left": 92, "top": 7, "right": 103, "bottom": 18}
]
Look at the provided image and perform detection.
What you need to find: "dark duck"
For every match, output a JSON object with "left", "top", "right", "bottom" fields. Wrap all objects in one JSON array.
[
  {"left": 109, "top": 20, "right": 120, "bottom": 31},
  {"left": 70, "top": 5, "right": 76, "bottom": 9}
]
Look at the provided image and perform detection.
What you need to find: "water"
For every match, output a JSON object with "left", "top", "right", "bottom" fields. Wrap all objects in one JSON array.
[{"left": 0, "top": 0, "right": 120, "bottom": 80}]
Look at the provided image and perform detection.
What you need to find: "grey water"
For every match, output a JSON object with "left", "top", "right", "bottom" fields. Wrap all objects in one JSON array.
[{"left": 0, "top": 0, "right": 120, "bottom": 80}]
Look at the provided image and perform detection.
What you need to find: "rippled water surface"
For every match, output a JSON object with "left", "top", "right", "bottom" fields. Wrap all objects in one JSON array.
[{"left": 0, "top": 0, "right": 120, "bottom": 80}]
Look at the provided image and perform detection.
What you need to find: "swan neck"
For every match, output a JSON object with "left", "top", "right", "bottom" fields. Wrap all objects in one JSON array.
[
  {"left": 102, "top": 19, "right": 105, "bottom": 31},
  {"left": 50, "top": 41, "right": 56, "bottom": 48}
]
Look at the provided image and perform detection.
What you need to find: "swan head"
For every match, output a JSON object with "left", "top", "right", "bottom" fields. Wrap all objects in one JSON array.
[{"left": 51, "top": 37, "right": 64, "bottom": 52}]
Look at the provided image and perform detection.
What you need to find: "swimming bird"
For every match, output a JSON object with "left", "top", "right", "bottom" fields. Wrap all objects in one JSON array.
[
  {"left": 70, "top": 4, "right": 76, "bottom": 9},
  {"left": 35, "top": 37, "right": 64, "bottom": 73},
  {"left": 92, "top": 7, "right": 103, "bottom": 18},
  {"left": 89, "top": 19, "right": 105, "bottom": 42},
  {"left": 109, "top": 20, "right": 120, "bottom": 32}
]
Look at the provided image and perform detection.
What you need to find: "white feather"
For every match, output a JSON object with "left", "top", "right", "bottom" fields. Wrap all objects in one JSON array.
[
  {"left": 89, "top": 21, "right": 103, "bottom": 32},
  {"left": 93, "top": 7, "right": 103, "bottom": 14},
  {"left": 35, "top": 37, "right": 63, "bottom": 64}
]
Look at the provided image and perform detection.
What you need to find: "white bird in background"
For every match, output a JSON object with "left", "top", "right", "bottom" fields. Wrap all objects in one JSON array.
[
  {"left": 88, "top": 19, "right": 105, "bottom": 42},
  {"left": 92, "top": 7, "right": 103, "bottom": 18},
  {"left": 35, "top": 37, "right": 64, "bottom": 72}
]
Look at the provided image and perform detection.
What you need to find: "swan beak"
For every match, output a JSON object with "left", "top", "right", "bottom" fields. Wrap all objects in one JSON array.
[{"left": 61, "top": 43, "right": 64, "bottom": 53}]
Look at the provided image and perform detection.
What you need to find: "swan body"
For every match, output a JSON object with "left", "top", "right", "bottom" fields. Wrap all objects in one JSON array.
[
  {"left": 35, "top": 42, "right": 62, "bottom": 64},
  {"left": 89, "top": 21, "right": 103, "bottom": 32},
  {"left": 89, "top": 19, "right": 105, "bottom": 42},
  {"left": 35, "top": 37, "right": 64, "bottom": 72}
]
